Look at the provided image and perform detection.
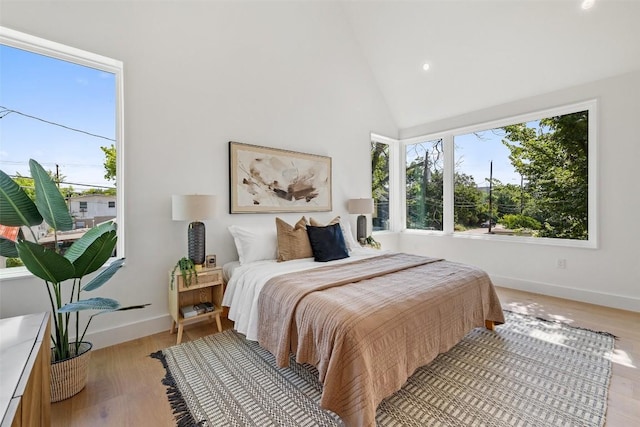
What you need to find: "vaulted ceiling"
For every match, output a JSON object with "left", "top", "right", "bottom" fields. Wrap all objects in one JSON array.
[{"left": 341, "top": 0, "right": 640, "bottom": 129}]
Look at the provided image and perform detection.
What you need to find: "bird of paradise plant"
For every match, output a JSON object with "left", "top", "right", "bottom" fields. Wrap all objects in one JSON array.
[{"left": 0, "top": 159, "right": 147, "bottom": 361}]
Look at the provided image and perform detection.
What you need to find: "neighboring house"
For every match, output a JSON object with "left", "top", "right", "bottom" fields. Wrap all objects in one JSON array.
[
  {"left": 68, "top": 194, "right": 116, "bottom": 229},
  {"left": 0, "top": 195, "right": 116, "bottom": 267}
]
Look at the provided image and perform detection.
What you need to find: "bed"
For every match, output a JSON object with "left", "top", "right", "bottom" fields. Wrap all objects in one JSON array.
[{"left": 222, "top": 220, "right": 504, "bottom": 427}]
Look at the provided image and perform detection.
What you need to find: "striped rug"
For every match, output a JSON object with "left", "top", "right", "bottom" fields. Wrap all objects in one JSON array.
[{"left": 152, "top": 311, "right": 614, "bottom": 426}]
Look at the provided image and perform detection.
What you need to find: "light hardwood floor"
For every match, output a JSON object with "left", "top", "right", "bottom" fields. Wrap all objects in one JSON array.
[{"left": 51, "top": 287, "right": 639, "bottom": 426}]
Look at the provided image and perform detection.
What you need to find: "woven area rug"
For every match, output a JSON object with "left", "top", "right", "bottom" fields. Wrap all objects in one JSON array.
[{"left": 151, "top": 311, "right": 615, "bottom": 427}]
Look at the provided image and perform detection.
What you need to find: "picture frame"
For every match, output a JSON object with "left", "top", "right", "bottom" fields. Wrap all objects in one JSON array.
[
  {"left": 205, "top": 254, "right": 217, "bottom": 268},
  {"left": 229, "top": 141, "right": 332, "bottom": 213}
]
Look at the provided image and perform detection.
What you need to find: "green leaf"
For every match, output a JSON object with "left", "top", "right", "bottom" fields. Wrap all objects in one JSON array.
[
  {"left": 82, "top": 258, "right": 125, "bottom": 292},
  {"left": 58, "top": 297, "right": 120, "bottom": 313},
  {"left": 0, "top": 236, "right": 18, "bottom": 258},
  {"left": 64, "top": 221, "right": 116, "bottom": 263},
  {"left": 29, "top": 159, "right": 73, "bottom": 232},
  {"left": 67, "top": 230, "right": 117, "bottom": 278},
  {"left": 0, "top": 169, "right": 42, "bottom": 227},
  {"left": 16, "top": 240, "right": 74, "bottom": 283}
]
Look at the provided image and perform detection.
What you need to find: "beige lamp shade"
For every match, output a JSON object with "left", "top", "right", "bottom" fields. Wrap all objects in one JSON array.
[
  {"left": 172, "top": 195, "right": 217, "bottom": 266},
  {"left": 172, "top": 195, "right": 217, "bottom": 221},
  {"left": 348, "top": 198, "right": 374, "bottom": 215}
]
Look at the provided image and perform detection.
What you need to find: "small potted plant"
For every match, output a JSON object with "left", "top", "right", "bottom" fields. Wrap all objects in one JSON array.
[
  {"left": 0, "top": 159, "right": 148, "bottom": 402},
  {"left": 170, "top": 256, "right": 198, "bottom": 289},
  {"left": 365, "top": 235, "right": 381, "bottom": 249}
]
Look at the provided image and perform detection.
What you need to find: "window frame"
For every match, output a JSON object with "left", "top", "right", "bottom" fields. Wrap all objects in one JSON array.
[
  {"left": 397, "top": 100, "right": 597, "bottom": 248},
  {"left": 0, "top": 27, "right": 126, "bottom": 278}
]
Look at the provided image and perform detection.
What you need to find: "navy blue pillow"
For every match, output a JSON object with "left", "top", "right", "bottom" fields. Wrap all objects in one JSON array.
[{"left": 306, "top": 223, "right": 349, "bottom": 262}]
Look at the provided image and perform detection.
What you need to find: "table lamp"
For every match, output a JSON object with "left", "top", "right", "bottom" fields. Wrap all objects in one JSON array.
[
  {"left": 348, "top": 198, "right": 374, "bottom": 244},
  {"left": 172, "top": 194, "right": 216, "bottom": 267}
]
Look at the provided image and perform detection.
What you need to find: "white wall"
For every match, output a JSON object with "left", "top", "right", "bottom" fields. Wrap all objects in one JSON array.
[
  {"left": 398, "top": 71, "right": 640, "bottom": 312},
  {"left": 0, "top": 1, "right": 397, "bottom": 347}
]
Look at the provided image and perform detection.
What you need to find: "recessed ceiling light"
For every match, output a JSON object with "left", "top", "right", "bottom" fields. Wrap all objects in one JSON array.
[
  {"left": 422, "top": 63, "right": 430, "bottom": 71},
  {"left": 581, "top": 0, "right": 595, "bottom": 10}
]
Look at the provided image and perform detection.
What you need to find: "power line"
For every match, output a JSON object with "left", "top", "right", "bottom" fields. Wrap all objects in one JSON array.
[
  {"left": 7, "top": 174, "right": 115, "bottom": 190},
  {"left": 0, "top": 106, "right": 116, "bottom": 142}
]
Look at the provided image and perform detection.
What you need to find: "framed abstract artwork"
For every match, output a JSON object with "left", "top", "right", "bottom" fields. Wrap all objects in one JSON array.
[{"left": 229, "top": 141, "right": 332, "bottom": 213}]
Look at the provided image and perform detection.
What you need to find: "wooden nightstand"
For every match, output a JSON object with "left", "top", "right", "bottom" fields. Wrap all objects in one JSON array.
[{"left": 168, "top": 267, "right": 223, "bottom": 344}]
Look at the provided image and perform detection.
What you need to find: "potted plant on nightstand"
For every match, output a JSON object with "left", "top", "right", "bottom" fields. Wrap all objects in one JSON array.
[
  {"left": 170, "top": 256, "right": 198, "bottom": 290},
  {"left": 0, "top": 159, "right": 148, "bottom": 402},
  {"left": 364, "top": 235, "right": 381, "bottom": 249}
]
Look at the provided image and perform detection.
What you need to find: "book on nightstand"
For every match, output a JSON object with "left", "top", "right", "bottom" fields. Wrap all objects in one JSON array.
[
  {"left": 180, "top": 302, "right": 216, "bottom": 318},
  {"left": 198, "top": 302, "right": 216, "bottom": 313},
  {"left": 180, "top": 304, "right": 203, "bottom": 318}
]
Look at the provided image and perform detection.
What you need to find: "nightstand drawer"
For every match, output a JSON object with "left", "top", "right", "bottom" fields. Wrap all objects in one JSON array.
[
  {"left": 196, "top": 269, "right": 222, "bottom": 283},
  {"left": 176, "top": 269, "right": 221, "bottom": 291}
]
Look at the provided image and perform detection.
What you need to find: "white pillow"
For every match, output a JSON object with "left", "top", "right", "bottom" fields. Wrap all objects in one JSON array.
[
  {"left": 339, "top": 219, "right": 360, "bottom": 251},
  {"left": 228, "top": 225, "right": 277, "bottom": 265}
]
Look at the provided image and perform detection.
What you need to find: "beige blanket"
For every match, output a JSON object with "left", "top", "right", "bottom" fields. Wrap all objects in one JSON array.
[{"left": 257, "top": 253, "right": 504, "bottom": 427}]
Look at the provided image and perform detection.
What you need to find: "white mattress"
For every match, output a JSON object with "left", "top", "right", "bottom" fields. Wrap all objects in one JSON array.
[{"left": 222, "top": 247, "right": 384, "bottom": 341}]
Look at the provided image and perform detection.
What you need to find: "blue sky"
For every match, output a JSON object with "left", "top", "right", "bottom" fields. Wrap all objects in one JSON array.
[
  {"left": 455, "top": 130, "right": 522, "bottom": 186},
  {"left": 0, "top": 44, "right": 116, "bottom": 189},
  {"left": 406, "top": 131, "right": 523, "bottom": 187}
]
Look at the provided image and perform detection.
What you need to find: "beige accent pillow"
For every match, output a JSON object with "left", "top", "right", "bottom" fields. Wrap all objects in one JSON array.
[{"left": 275, "top": 216, "right": 313, "bottom": 262}]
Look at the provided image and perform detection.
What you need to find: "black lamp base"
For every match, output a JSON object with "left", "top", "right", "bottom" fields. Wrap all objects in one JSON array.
[
  {"left": 356, "top": 214, "right": 366, "bottom": 245},
  {"left": 188, "top": 221, "right": 206, "bottom": 266}
]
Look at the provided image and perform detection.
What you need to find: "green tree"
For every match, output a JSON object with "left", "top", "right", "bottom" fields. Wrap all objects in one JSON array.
[
  {"left": 11, "top": 174, "right": 36, "bottom": 199},
  {"left": 454, "top": 173, "right": 483, "bottom": 227},
  {"left": 405, "top": 140, "right": 444, "bottom": 230},
  {"left": 491, "top": 181, "right": 535, "bottom": 219},
  {"left": 406, "top": 164, "right": 443, "bottom": 229},
  {"left": 101, "top": 144, "right": 116, "bottom": 184},
  {"left": 371, "top": 141, "right": 389, "bottom": 229},
  {"left": 502, "top": 111, "right": 588, "bottom": 239},
  {"left": 501, "top": 213, "right": 541, "bottom": 231},
  {"left": 81, "top": 187, "right": 116, "bottom": 196},
  {"left": 10, "top": 171, "right": 74, "bottom": 205}
]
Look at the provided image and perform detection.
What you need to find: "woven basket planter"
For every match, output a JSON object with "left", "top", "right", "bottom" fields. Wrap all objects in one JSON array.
[{"left": 50, "top": 342, "right": 93, "bottom": 402}]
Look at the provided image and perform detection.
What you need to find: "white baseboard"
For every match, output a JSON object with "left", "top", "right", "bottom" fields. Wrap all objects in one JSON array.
[
  {"left": 83, "top": 314, "right": 173, "bottom": 351},
  {"left": 492, "top": 274, "right": 640, "bottom": 313},
  {"left": 80, "top": 276, "right": 639, "bottom": 350}
]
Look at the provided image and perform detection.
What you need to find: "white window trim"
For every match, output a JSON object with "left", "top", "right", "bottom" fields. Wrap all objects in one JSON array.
[
  {"left": 0, "top": 27, "right": 126, "bottom": 278},
  {"left": 396, "top": 99, "right": 598, "bottom": 249}
]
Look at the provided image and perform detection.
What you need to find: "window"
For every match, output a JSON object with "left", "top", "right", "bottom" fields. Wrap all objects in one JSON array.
[
  {"left": 453, "top": 109, "right": 590, "bottom": 241},
  {"left": 405, "top": 138, "right": 444, "bottom": 231},
  {"left": 397, "top": 100, "right": 596, "bottom": 247},
  {"left": 0, "top": 27, "right": 125, "bottom": 271},
  {"left": 371, "top": 139, "right": 390, "bottom": 231},
  {"left": 109, "top": 201, "right": 116, "bottom": 208}
]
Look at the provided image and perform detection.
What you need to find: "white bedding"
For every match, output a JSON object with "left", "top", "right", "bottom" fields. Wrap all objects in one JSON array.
[
  {"left": 222, "top": 260, "right": 241, "bottom": 283},
  {"left": 222, "top": 247, "right": 384, "bottom": 341}
]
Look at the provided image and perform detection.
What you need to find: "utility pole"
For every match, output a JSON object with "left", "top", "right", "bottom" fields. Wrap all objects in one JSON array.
[
  {"left": 520, "top": 174, "right": 524, "bottom": 214},
  {"left": 488, "top": 160, "right": 493, "bottom": 233},
  {"left": 419, "top": 150, "right": 428, "bottom": 228}
]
